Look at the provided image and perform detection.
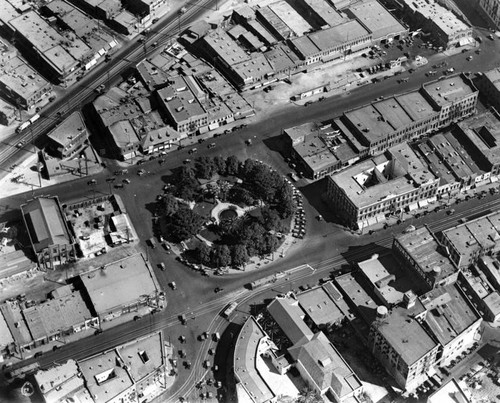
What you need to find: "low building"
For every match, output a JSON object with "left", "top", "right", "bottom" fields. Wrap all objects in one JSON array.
[
  {"left": 478, "top": 255, "right": 500, "bottom": 291},
  {"left": 0, "top": 54, "right": 52, "bottom": 110},
  {"left": 46, "top": 111, "right": 89, "bottom": 159},
  {"left": 123, "top": 0, "right": 166, "bottom": 17},
  {"left": 427, "top": 378, "right": 472, "bottom": 403},
  {"left": 457, "top": 270, "right": 500, "bottom": 321},
  {"left": 420, "top": 284, "right": 482, "bottom": 366},
  {"left": 0, "top": 97, "right": 17, "bottom": 125},
  {"left": 393, "top": 226, "right": 458, "bottom": 290},
  {"left": 479, "top": 0, "right": 500, "bottom": 30},
  {"left": 293, "top": 0, "right": 346, "bottom": 28},
  {"left": 0, "top": 249, "right": 36, "bottom": 284},
  {"left": 326, "top": 143, "right": 439, "bottom": 229},
  {"left": 267, "top": 296, "right": 313, "bottom": 344},
  {"left": 369, "top": 302, "right": 439, "bottom": 392},
  {"left": 335, "top": 272, "right": 378, "bottom": 324},
  {"left": 66, "top": 0, "right": 122, "bottom": 20},
  {"left": 21, "top": 196, "right": 75, "bottom": 270},
  {"left": 476, "top": 67, "right": 500, "bottom": 113},
  {"left": 156, "top": 76, "right": 208, "bottom": 135},
  {"left": 79, "top": 253, "right": 163, "bottom": 323},
  {"left": 283, "top": 122, "right": 363, "bottom": 180},
  {"left": 0, "top": 308, "right": 14, "bottom": 361},
  {"left": 140, "top": 125, "right": 185, "bottom": 154},
  {"left": 439, "top": 211, "right": 500, "bottom": 269},
  {"left": 34, "top": 359, "right": 92, "bottom": 403},
  {"left": 393, "top": 0, "right": 473, "bottom": 49},
  {"left": 288, "top": 332, "right": 363, "bottom": 402},
  {"left": 107, "top": 120, "right": 141, "bottom": 160}
]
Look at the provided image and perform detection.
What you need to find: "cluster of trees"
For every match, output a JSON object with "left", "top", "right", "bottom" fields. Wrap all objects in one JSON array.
[{"left": 159, "top": 156, "right": 296, "bottom": 266}]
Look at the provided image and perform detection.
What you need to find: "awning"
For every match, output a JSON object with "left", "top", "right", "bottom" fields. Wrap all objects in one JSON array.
[
  {"left": 225, "top": 116, "right": 235, "bottom": 124},
  {"left": 459, "top": 37, "right": 474, "bottom": 46},
  {"left": 427, "top": 196, "right": 437, "bottom": 204},
  {"left": 418, "top": 200, "right": 429, "bottom": 208},
  {"left": 407, "top": 203, "right": 419, "bottom": 212},
  {"left": 208, "top": 122, "right": 219, "bottom": 130}
]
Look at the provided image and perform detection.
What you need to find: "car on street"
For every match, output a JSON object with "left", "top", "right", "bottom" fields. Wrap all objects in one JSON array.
[
  {"left": 214, "top": 287, "right": 223, "bottom": 293},
  {"left": 158, "top": 262, "right": 166, "bottom": 271},
  {"left": 170, "top": 281, "right": 177, "bottom": 290},
  {"left": 87, "top": 179, "right": 96, "bottom": 185},
  {"left": 123, "top": 178, "right": 131, "bottom": 184}
]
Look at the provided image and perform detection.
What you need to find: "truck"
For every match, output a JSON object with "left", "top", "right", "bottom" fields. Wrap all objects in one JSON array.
[
  {"left": 222, "top": 302, "right": 237, "bottom": 318},
  {"left": 148, "top": 237, "right": 157, "bottom": 248},
  {"left": 16, "top": 113, "right": 41, "bottom": 133}
]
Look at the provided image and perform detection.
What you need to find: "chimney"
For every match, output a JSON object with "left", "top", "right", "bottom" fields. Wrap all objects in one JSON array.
[{"left": 403, "top": 290, "right": 417, "bottom": 309}]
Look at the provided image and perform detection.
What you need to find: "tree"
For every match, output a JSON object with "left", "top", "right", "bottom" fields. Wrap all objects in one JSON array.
[
  {"left": 162, "top": 194, "right": 179, "bottom": 216},
  {"left": 274, "top": 183, "right": 295, "bottom": 218},
  {"left": 296, "top": 387, "right": 322, "bottom": 403},
  {"left": 168, "top": 207, "right": 204, "bottom": 241},
  {"left": 174, "top": 166, "right": 201, "bottom": 202},
  {"left": 211, "top": 244, "right": 231, "bottom": 267},
  {"left": 260, "top": 208, "right": 281, "bottom": 231},
  {"left": 196, "top": 243, "right": 211, "bottom": 265},
  {"left": 225, "top": 155, "right": 240, "bottom": 176},
  {"left": 195, "top": 156, "right": 217, "bottom": 179},
  {"left": 231, "top": 244, "right": 248, "bottom": 268},
  {"left": 213, "top": 156, "right": 227, "bottom": 175},
  {"left": 228, "top": 186, "right": 254, "bottom": 205}
]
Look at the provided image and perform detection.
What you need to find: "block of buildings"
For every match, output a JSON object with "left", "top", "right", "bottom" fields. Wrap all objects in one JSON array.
[
  {"left": 457, "top": 269, "right": 500, "bottom": 322},
  {"left": 453, "top": 108, "right": 500, "bottom": 178},
  {"left": 393, "top": 0, "right": 473, "bottom": 49},
  {"left": 293, "top": 0, "right": 346, "bottom": 28},
  {"left": 34, "top": 359, "right": 92, "bottom": 403},
  {"left": 267, "top": 296, "right": 313, "bottom": 344},
  {"left": 140, "top": 125, "right": 185, "bottom": 155},
  {"left": 284, "top": 121, "right": 363, "bottom": 180},
  {"left": 479, "top": 0, "right": 500, "bottom": 29},
  {"left": 21, "top": 196, "right": 76, "bottom": 269},
  {"left": 476, "top": 67, "right": 500, "bottom": 112},
  {"left": 9, "top": 11, "right": 91, "bottom": 85},
  {"left": 439, "top": 211, "right": 500, "bottom": 269},
  {"left": 0, "top": 54, "right": 52, "bottom": 110},
  {"left": 393, "top": 226, "right": 457, "bottom": 290},
  {"left": 156, "top": 76, "right": 208, "bottom": 135},
  {"left": 335, "top": 272, "right": 378, "bottom": 323},
  {"left": 326, "top": 143, "right": 439, "bottom": 229},
  {"left": 419, "top": 284, "right": 481, "bottom": 366},
  {"left": 369, "top": 301, "right": 439, "bottom": 391},
  {"left": 66, "top": 0, "right": 122, "bottom": 20},
  {"left": 80, "top": 253, "right": 163, "bottom": 322},
  {"left": 345, "top": 0, "right": 408, "bottom": 43},
  {"left": 46, "top": 111, "right": 89, "bottom": 159}
]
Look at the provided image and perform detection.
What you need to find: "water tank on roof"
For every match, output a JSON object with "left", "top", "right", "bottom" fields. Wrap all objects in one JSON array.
[
  {"left": 433, "top": 266, "right": 442, "bottom": 276},
  {"left": 376, "top": 305, "right": 388, "bottom": 318}
]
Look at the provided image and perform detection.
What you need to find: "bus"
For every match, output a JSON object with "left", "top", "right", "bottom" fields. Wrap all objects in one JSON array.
[
  {"left": 221, "top": 302, "right": 237, "bottom": 318},
  {"left": 16, "top": 114, "right": 40, "bottom": 133}
]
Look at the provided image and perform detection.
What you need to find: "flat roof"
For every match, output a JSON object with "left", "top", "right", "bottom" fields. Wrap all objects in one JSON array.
[
  {"left": 232, "top": 54, "right": 274, "bottom": 82},
  {"left": 297, "top": 286, "right": 345, "bottom": 326},
  {"left": 308, "top": 20, "right": 370, "bottom": 51},
  {"left": 34, "top": 360, "right": 86, "bottom": 403},
  {"left": 0, "top": 249, "right": 35, "bottom": 280},
  {"left": 421, "top": 284, "right": 480, "bottom": 346},
  {"left": 78, "top": 349, "right": 134, "bottom": 401},
  {"left": 47, "top": 111, "right": 87, "bottom": 147},
  {"left": 157, "top": 76, "right": 207, "bottom": 124},
  {"left": 247, "top": 20, "right": 278, "bottom": 45},
  {"left": 335, "top": 273, "right": 377, "bottom": 323},
  {"left": 344, "top": 104, "right": 397, "bottom": 143},
  {"left": 117, "top": 332, "right": 163, "bottom": 382},
  {"left": 0, "top": 0, "right": 20, "bottom": 26},
  {"left": 0, "top": 309, "right": 14, "bottom": 349},
  {"left": 234, "top": 317, "right": 275, "bottom": 402},
  {"left": 108, "top": 120, "right": 141, "bottom": 148},
  {"left": 428, "top": 378, "right": 472, "bottom": 403},
  {"left": 80, "top": 253, "right": 159, "bottom": 315},
  {"left": 395, "top": 226, "right": 456, "bottom": 281},
  {"left": 268, "top": 0, "right": 312, "bottom": 37},
  {"left": 23, "top": 290, "right": 92, "bottom": 340},
  {"left": 0, "top": 56, "right": 51, "bottom": 101},
  {"left": 401, "top": 0, "right": 470, "bottom": 36},
  {"left": 484, "top": 291, "right": 500, "bottom": 316},
  {"left": 256, "top": 6, "right": 293, "bottom": 40},
  {"left": 202, "top": 30, "right": 250, "bottom": 67},
  {"left": 484, "top": 67, "right": 500, "bottom": 92},
  {"left": 267, "top": 297, "right": 313, "bottom": 344},
  {"left": 423, "top": 75, "right": 476, "bottom": 108},
  {"left": 376, "top": 304, "right": 437, "bottom": 365},
  {"left": 347, "top": 0, "right": 407, "bottom": 40},
  {"left": 264, "top": 44, "right": 299, "bottom": 72},
  {"left": 22, "top": 197, "right": 71, "bottom": 251},
  {"left": 289, "top": 35, "right": 319, "bottom": 58},
  {"left": 301, "top": 0, "right": 345, "bottom": 27},
  {"left": 396, "top": 91, "right": 437, "bottom": 121},
  {"left": 415, "top": 142, "right": 456, "bottom": 184},
  {"left": 457, "top": 109, "right": 500, "bottom": 167}
]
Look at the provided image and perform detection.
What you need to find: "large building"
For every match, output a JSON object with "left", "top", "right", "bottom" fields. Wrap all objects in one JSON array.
[
  {"left": 479, "top": 0, "right": 500, "bottom": 29},
  {"left": 21, "top": 196, "right": 75, "bottom": 269},
  {"left": 439, "top": 211, "right": 500, "bottom": 269},
  {"left": 79, "top": 253, "right": 163, "bottom": 323},
  {"left": 393, "top": 0, "right": 473, "bottom": 49},
  {"left": 46, "top": 111, "right": 89, "bottom": 159},
  {"left": 476, "top": 67, "right": 500, "bottom": 112},
  {"left": 393, "top": 226, "right": 458, "bottom": 290},
  {"left": 326, "top": 143, "right": 439, "bottom": 229}
]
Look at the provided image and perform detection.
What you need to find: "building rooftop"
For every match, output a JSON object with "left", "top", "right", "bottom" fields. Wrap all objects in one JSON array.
[
  {"left": 0, "top": 250, "right": 35, "bottom": 280},
  {"left": 395, "top": 226, "right": 456, "bottom": 282},
  {"left": 335, "top": 273, "right": 377, "bottom": 323},
  {"left": 23, "top": 290, "right": 93, "bottom": 340},
  {"left": 346, "top": 0, "right": 407, "bottom": 41},
  {"left": 0, "top": 0, "right": 20, "bottom": 26},
  {"left": 422, "top": 75, "right": 475, "bottom": 108},
  {"left": 78, "top": 349, "right": 134, "bottom": 402},
  {"left": 288, "top": 332, "right": 362, "bottom": 398},
  {"left": 375, "top": 304, "right": 437, "bottom": 365},
  {"left": 344, "top": 103, "right": 400, "bottom": 144},
  {"left": 264, "top": 44, "right": 299, "bottom": 72},
  {"left": 80, "top": 253, "right": 159, "bottom": 316},
  {"left": 232, "top": 54, "right": 274, "bottom": 84},
  {"left": 297, "top": 285, "right": 345, "bottom": 327},
  {"left": 415, "top": 142, "right": 457, "bottom": 185},
  {"left": 358, "top": 254, "right": 413, "bottom": 306},
  {"left": 0, "top": 309, "right": 14, "bottom": 350},
  {"left": 267, "top": 297, "right": 313, "bottom": 345},
  {"left": 22, "top": 197, "right": 71, "bottom": 251},
  {"left": 47, "top": 111, "right": 87, "bottom": 148},
  {"left": 308, "top": 20, "right": 370, "bottom": 52},
  {"left": 0, "top": 55, "right": 51, "bottom": 102},
  {"left": 301, "top": 0, "right": 346, "bottom": 27},
  {"left": 396, "top": 91, "right": 437, "bottom": 122},
  {"left": 202, "top": 29, "right": 250, "bottom": 67},
  {"left": 34, "top": 359, "right": 89, "bottom": 403},
  {"left": 484, "top": 291, "right": 500, "bottom": 317},
  {"left": 256, "top": 6, "right": 293, "bottom": 40},
  {"left": 289, "top": 35, "right": 319, "bottom": 58},
  {"left": 479, "top": 255, "right": 500, "bottom": 289},
  {"left": 141, "top": 125, "right": 183, "bottom": 149},
  {"left": 483, "top": 67, "right": 500, "bottom": 92},
  {"left": 108, "top": 119, "right": 140, "bottom": 148},
  {"left": 421, "top": 284, "right": 480, "bottom": 346},
  {"left": 457, "top": 109, "right": 500, "bottom": 168},
  {"left": 268, "top": 0, "right": 312, "bottom": 37},
  {"left": 427, "top": 378, "right": 471, "bottom": 403},
  {"left": 157, "top": 76, "right": 207, "bottom": 124},
  {"left": 233, "top": 316, "right": 275, "bottom": 403},
  {"left": 117, "top": 332, "right": 163, "bottom": 382},
  {"left": 246, "top": 19, "right": 278, "bottom": 46}
]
